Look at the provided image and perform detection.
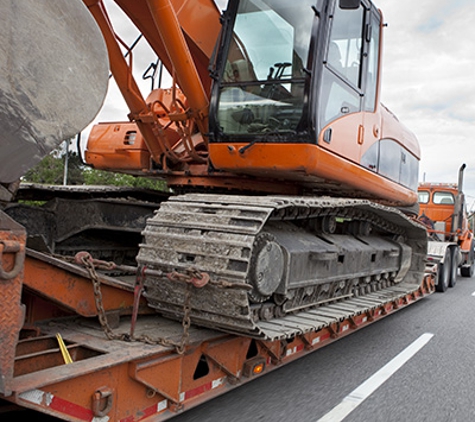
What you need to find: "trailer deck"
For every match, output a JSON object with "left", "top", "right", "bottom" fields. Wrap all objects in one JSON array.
[{"left": 1, "top": 243, "right": 435, "bottom": 421}]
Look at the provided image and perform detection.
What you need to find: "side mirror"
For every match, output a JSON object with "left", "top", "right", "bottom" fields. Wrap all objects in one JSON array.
[{"left": 339, "top": 0, "right": 360, "bottom": 9}]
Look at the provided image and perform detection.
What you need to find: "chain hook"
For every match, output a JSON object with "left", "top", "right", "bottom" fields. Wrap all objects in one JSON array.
[{"left": 167, "top": 267, "right": 210, "bottom": 288}]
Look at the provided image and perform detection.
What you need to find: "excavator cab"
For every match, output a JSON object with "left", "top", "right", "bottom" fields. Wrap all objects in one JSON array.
[
  {"left": 208, "top": 0, "right": 419, "bottom": 205},
  {"left": 210, "top": 0, "right": 379, "bottom": 143}
]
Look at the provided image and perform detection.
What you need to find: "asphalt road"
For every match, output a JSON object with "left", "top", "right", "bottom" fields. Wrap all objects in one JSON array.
[{"left": 172, "top": 275, "right": 475, "bottom": 422}]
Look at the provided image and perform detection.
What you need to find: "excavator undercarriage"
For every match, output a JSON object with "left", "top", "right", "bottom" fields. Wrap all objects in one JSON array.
[{"left": 139, "top": 194, "right": 427, "bottom": 340}]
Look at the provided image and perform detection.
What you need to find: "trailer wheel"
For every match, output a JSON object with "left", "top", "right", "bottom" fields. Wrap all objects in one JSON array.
[
  {"left": 461, "top": 240, "right": 475, "bottom": 278},
  {"left": 436, "top": 250, "right": 451, "bottom": 292},
  {"left": 448, "top": 247, "right": 458, "bottom": 288},
  {"left": 461, "top": 263, "right": 474, "bottom": 278}
]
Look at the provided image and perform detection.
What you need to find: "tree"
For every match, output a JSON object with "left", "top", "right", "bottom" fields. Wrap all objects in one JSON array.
[
  {"left": 23, "top": 152, "right": 85, "bottom": 185},
  {"left": 23, "top": 144, "right": 168, "bottom": 191},
  {"left": 83, "top": 168, "right": 167, "bottom": 190}
]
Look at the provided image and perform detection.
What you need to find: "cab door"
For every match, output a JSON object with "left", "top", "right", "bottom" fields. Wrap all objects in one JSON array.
[
  {"left": 361, "top": 5, "right": 382, "bottom": 164},
  {"left": 317, "top": 1, "right": 375, "bottom": 165}
]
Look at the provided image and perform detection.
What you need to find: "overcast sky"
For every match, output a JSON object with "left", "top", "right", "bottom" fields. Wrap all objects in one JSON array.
[
  {"left": 377, "top": 0, "right": 475, "bottom": 208},
  {"left": 95, "top": 0, "right": 475, "bottom": 209}
]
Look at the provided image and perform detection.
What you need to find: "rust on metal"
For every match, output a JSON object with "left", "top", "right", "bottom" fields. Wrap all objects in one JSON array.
[
  {"left": 0, "top": 212, "right": 26, "bottom": 397},
  {"left": 23, "top": 250, "right": 139, "bottom": 320}
]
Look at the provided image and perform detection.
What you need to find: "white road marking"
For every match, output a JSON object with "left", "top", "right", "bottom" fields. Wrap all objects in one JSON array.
[
  {"left": 471, "top": 291, "right": 475, "bottom": 296},
  {"left": 316, "top": 333, "right": 434, "bottom": 422}
]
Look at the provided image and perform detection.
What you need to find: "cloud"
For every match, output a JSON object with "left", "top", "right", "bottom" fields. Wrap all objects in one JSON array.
[{"left": 377, "top": 0, "right": 475, "bottom": 205}]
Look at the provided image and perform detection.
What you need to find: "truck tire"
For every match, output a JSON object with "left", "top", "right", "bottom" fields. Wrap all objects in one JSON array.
[
  {"left": 448, "top": 247, "right": 458, "bottom": 288},
  {"left": 461, "top": 240, "right": 475, "bottom": 278},
  {"left": 461, "top": 262, "right": 475, "bottom": 278},
  {"left": 461, "top": 265, "right": 474, "bottom": 278},
  {"left": 436, "top": 250, "right": 451, "bottom": 292}
]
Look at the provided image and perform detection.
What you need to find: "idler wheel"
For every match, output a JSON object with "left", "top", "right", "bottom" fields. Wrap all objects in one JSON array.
[{"left": 248, "top": 234, "right": 284, "bottom": 303}]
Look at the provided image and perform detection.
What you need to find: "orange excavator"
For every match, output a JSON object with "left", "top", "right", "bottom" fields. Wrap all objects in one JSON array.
[
  {"left": 0, "top": 0, "right": 436, "bottom": 419},
  {"left": 2, "top": 0, "right": 429, "bottom": 339}
]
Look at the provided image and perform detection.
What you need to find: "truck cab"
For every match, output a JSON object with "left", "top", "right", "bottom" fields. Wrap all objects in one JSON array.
[
  {"left": 418, "top": 185, "right": 463, "bottom": 241},
  {"left": 418, "top": 164, "right": 474, "bottom": 291}
]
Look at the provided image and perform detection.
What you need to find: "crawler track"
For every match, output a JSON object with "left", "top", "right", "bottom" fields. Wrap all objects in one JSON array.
[{"left": 138, "top": 194, "right": 427, "bottom": 340}]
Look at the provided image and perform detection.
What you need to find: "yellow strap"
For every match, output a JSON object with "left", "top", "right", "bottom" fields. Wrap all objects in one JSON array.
[{"left": 56, "top": 333, "right": 73, "bottom": 364}]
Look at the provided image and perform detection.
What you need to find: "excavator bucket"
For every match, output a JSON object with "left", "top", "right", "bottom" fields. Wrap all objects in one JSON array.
[{"left": 0, "top": 0, "right": 109, "bottom": 184}]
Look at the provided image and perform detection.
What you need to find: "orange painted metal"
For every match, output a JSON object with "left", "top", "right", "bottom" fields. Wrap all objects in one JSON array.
[
  {"left": 209, "top": 142, "right": 418, "bottom": 206},
  {"left": 318, "top": 107, "right": 420, "bottom": 165},
  {"left": 0, "top": 212, "right": 26, "bottom": 397},
  {"left": 86, "top": 122, "right": 152, "bottom": 172},
  {"left": 3, "top": 271, "right": 434, "bottom": 421},
  {"left": 145, "top": 0, "right": 209, "bottom": 135},
  {"left": 23, "top": 251, "right": 142, "bottom": 320}
]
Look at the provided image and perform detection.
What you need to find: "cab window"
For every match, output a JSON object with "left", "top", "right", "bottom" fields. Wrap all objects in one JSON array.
[
  {"left": 327, "top": 5, "right": 364, "bottom": 88},
  {"left": 433, "top": 191, "right": 455, "bottom": 205},
  {"left": 418, "top": 191, "right": 429, "bottom": 204},
  {"left": 319, "top": 4, "right": 364, "bottom": 128},
  {"left": 364, "top": 10, "right": 380, "bottom": 112},
  {"left": 217, "top": 0, "right": 315, "bottom": 136}
]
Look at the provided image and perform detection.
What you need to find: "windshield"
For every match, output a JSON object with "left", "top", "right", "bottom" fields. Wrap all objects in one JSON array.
[
  {"left": 217, "top": 0, "right": 315, "bottom": 136},
  {"left": 418, "top": 191, "right": 429, "bottom": 204},
  {"left": 433, "top": 191, "right": 455, "bottom": 205}
]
